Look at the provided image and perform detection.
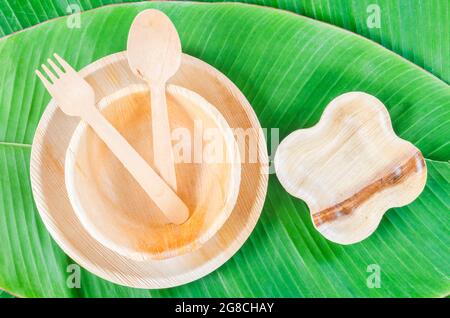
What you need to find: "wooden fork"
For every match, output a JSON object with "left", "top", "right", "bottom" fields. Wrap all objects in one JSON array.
[{"left": 36, "top": 54, "right": 189, "bottom": 225}]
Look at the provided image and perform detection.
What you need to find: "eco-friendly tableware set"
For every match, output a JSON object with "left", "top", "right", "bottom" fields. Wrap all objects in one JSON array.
[{"left": 30, "top": 9, "right": 426, "bottom": 288}]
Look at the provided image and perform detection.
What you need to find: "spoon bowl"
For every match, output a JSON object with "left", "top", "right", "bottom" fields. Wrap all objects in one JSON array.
[{"left": 127, "top": 9, "right": 181, "bottom": 85}]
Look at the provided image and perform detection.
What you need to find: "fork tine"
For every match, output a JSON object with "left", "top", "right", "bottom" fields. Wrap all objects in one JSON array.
[
  {"left": 42, "top": 64, "right": 57, "bottom": 82},
  {"left": 47, "top": 58, "right": 64, "bottom": 77},
  {"left": 53, "top": 53, "right": 74, "bottom": 73},
  {"left": 35, "top": 70, "right": 52, "bottom": 90}
]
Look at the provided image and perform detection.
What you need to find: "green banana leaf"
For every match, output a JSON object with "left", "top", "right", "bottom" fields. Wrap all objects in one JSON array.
[
  {"left": 1, "top": 0, "right": 448, "bottom": 84},
  {"left": 0, "top": 0, "right": 139, "bottom": 36},
  {"left": 0, "top": 2, "right": 449, "bottom": 297},
  {"left": 0, "top": 289, "right": 14, "bottom": 298},
  {"left": 198, "top": 0, "right": 450, "bottom": 84}
]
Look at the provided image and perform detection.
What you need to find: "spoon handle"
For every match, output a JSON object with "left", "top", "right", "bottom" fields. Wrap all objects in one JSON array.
[
  {"left": 83, "top": 107, "right": 189, "bottom": 225},
  {"left": 149, "top": 83, "right": 178, "bottom": 191}
]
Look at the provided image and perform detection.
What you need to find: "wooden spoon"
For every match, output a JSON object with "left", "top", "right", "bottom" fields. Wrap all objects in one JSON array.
[{"left": 127, "top": 9, "right": 180, "bottom": 195}]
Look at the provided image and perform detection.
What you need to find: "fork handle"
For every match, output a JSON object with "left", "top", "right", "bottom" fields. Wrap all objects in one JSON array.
[{"left": 83, "top": 107, "right": 189, "bottom": 225}]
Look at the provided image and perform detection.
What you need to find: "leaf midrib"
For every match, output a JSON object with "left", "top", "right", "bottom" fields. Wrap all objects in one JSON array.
[
  {"left": 0, "top": 141, "right": 31, "bottom": 148},
  {"left": 1, "top": 140, "right": 447, "bottom": 164}
]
